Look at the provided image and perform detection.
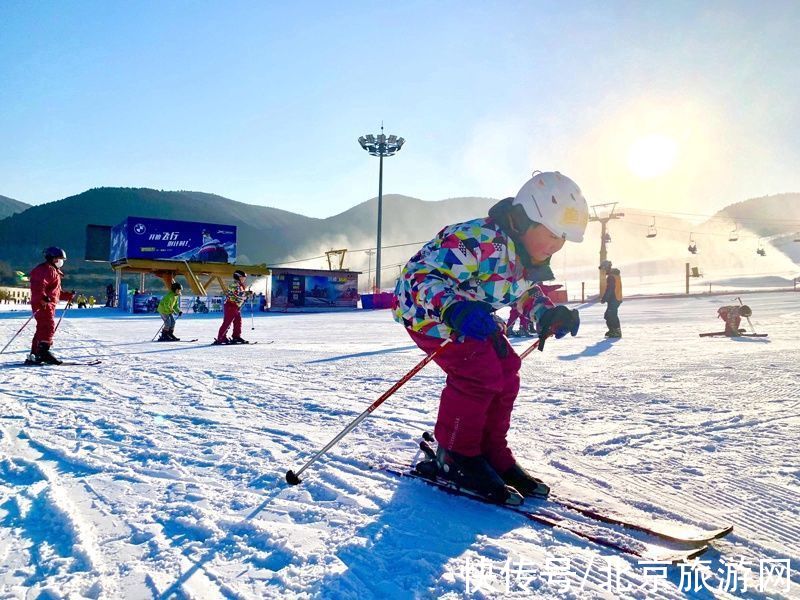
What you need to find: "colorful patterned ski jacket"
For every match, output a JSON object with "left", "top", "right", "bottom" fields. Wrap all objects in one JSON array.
[
  {"left": 392, "top": 199, "right": 556, "bottom": 339},
  {"left": 223, "top": 281, "right": 248, "bottom": 307}
]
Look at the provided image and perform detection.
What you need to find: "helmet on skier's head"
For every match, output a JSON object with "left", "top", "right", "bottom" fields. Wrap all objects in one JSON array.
[
  {"left": 739, "top": 305, "right": 752, "bottom": 317},
  {"left": 233, "top": 270, "right": 247, "bottom": 280},
  {"left": 599, "top": 260, "right": 612, "bottom": 271},
  {"left": 512, "top": 171, "right": 589, "bottom": 243},
  {"left": 171, "top": 282, "right": 182, "bottom": 292},
  {"left": 44, "top": 246, "right": 67, "bottom": 261}
]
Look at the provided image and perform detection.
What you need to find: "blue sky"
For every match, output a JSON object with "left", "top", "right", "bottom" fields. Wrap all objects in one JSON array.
[{"left": 1, "top": 1, "right": 799, "bottom": 217}]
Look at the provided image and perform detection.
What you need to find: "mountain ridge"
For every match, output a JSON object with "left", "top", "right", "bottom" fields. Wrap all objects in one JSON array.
[
  {"left": 0, "top": 194, "right": 30, "bottom": 219},
  {"left": 0, "top": 187, "right": 797, "bottom": 294}
]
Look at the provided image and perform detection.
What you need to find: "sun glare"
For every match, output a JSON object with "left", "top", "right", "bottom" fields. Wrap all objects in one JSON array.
[{"left": 627, "top": 134, "right": 678, "bottom": 179}]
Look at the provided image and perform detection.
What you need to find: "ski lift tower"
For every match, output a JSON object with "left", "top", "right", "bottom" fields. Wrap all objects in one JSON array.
[
  {"left": 590, "top": 203, "right": 625, "bottom": 294},
  {"left": 358, "top": 125, "right": 405, "bottom": 291}
]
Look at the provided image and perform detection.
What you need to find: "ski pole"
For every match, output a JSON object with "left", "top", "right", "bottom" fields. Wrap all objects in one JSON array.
[
  {"left": 735, "top": 296, "right": 758, "bottom": 334},
  {"left": 151, "top": 320, "right": 165, "bottom": 341},
  {"left": 250, "top": 292, "right": 255, "bottom": 331},
  {"left": 0, "top": 309, "right": 38, "bottom": 354},
  {"left": 518, "top": 338, "right": 541, "bottom": 360},
  {"left": 286, "top": 337, "right": 452, "bottom": 485},
  {"left": 53, "top": 298, "right": 73, "bottom": 335}
]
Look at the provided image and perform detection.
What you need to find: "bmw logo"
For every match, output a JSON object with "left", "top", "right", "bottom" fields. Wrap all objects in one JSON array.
[{"left": 134, "top": 223, "right": 146, "bottom": 235}]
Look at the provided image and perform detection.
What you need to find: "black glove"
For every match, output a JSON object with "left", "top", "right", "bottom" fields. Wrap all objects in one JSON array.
[
  {"left": 178, "top": 311, "right": 183, "bottom": 316},
  {"left": 442, "top": 301, "right": 497, "bottom": 341},
  {"left": 537, "top": 306, "right": 580, "bottom": 352}
]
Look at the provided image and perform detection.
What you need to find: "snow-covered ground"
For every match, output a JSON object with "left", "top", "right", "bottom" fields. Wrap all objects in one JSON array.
[{"left": 1, "top": 293, "right": 798, "bottom": 599}]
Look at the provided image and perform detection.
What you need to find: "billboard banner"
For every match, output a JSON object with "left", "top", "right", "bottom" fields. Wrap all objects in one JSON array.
[
  {"left": 271, "top": 272, "right": 358, "bottom": 309},
  {"left": 128, "top": 293, "right": 261, "bottom": 314},
  {"left": 110, "top": 217, "right": 237, "bottom": 263}
]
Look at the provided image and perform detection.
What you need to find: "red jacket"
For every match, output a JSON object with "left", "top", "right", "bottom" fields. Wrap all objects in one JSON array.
[{"left": 30, "top": 262, "right": 71, "bottom": 308}]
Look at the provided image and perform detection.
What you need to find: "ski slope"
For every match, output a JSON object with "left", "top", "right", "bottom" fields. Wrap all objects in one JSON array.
[{"left": 0, "top": 293, "right": 798, "bottom": 599}]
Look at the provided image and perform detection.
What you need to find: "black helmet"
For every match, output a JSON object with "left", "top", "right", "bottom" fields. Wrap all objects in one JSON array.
[
  {"left": 44, "top": 246, "right": 67, "bottom": 261},
  {"left": 233, "top": 270, "right": 247, "bottom": 280},
  {"left": 171, "top": 282, "right": 183, "bottom": 292}
]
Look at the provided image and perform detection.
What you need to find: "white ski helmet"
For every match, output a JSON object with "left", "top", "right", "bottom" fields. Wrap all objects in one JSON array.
[{"left": 512, "top": 171, "right": 589, "bottom": 242}]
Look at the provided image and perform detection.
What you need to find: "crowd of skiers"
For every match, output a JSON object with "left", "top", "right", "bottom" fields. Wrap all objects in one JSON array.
[{"left": 21, "top": 247, "right": 256, "bottom": 364}]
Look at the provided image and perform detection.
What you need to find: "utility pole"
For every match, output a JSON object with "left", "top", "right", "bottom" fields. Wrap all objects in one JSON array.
[
  {"left": 365, "top": 249, "right": 375, "bottom": 292},
  {"left": 589, "top": 203, "right": 624, "bottom": 295}
]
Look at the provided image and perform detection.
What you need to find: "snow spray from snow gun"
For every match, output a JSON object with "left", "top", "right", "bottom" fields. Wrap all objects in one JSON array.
[{"left": 0, "top": 309, "right": 39, "bottom": 354}]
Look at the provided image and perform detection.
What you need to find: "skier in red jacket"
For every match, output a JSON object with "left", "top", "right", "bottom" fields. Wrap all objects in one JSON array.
[{"left": 27, "top": 247, "right": 74, "bottom": 365}]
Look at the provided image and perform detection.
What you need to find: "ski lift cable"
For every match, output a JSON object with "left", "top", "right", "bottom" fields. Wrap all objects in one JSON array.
[{"left": 622, "top": 207, "right": 800, "bottom": 225}]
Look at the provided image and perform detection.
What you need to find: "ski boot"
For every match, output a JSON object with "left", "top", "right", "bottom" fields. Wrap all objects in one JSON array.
[
  {"left": 167, "top": 331, "right": 180, "bottom": 341},
  {"left": 436, "top": 447, "right": 523, "bottom": 505},
  {"left": 230, "top": 337, "right": 249, "bottom": 344},
  {"left": 607, "top": 328, "right": 622, "bottom": 338},
  {"left": 36, "top": 342, "right": 62, "bottom": 365},
  {"left": 157, "top": 331, "right": 172, "bottom": 342},
  {"left": 25, "top": 351, "right": 43, "bottom": 365},
  {"left": 212, "top": 337, "right": 230, "bottom": 345},
  {"left": 500, "top": 463, "right": 550, "bottom": 498}
]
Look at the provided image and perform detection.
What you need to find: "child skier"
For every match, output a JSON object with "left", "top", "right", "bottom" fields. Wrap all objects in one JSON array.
[
  {"left": 600, "top": 261, "right": 623, "bottom": 338},
  {"left": 156, "top": 282, "right": 183, "bottom": 341},
  {"left": 214, "top": 270, "right": 252, "bottom": 344},
  {"left": 393, "top": 171, "right": 587, "bottom": 504},
  {"left": 506, "top": 289, "right": 536, "bottom": 337},
  {"left": 717, "top": 304, "right": 751, "bottom": 337},
  {"left": 26, "top": 246, "right": 74, "bottom": 365}
]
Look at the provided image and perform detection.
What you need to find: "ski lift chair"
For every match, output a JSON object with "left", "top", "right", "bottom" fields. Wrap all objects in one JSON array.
[
  {"left": 603, "top": 233, "right": 612, "bottom": 243},
  {"left": 729, "top": 225, "right": 738, "bottom": 242},
  {"left": 757, "top": 247, "right": 766, "bottom": 257},
  {"left": 690, "top": 266, "right": 703, "bottom": 278},
  {"left": 646, "top": 217, "right": 657, "bottom": 238},
  {"left": 687, "top": 233, "right": 697, "bottom": 254}
]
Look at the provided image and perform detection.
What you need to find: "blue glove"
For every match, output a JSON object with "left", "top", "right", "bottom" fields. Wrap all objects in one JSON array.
[
  {"left": 442, "top": 301, "right": 498, "bottom": 341},
  {"left": 537, "top": 306, "right": 580, "bottom": 351}
]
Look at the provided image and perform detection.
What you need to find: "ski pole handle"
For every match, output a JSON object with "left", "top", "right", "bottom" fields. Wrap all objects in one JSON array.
[
  {"left": 0, "top": 309, "right": 38, "bottom": 354},
  {"left": 286, "top": 337, "right": 452, "bottom": 485}
]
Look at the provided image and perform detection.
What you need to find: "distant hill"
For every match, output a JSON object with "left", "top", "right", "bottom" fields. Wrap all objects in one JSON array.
[
  {"left": 0, "top": 187, "right": 498, "bottom": 294},
  {"left": 0, "top": 187, "right": 797, "bottom": 296},
  {"left": 714, "top": 193, "right": 800, "bottom": 237},
  {"left": 0, "top": 194, "right": 30, "bottom": 219}
]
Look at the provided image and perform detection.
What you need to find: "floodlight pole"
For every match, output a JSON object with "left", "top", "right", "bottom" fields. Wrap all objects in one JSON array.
[
  {"left": 358, "top": 125, "right": 405, "bottom": 292},
  {"left": 376, "top": 153, "right": 384, "bottom": 289}
]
